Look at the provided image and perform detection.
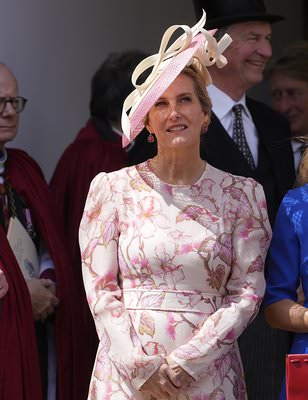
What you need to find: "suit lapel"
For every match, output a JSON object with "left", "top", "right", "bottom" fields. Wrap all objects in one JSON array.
[
  {"left": 246, "top": 97, "right": 295, "bottom": 198},
  {"left": 201, "top": 113, "right": 253, "bottom": 176}
]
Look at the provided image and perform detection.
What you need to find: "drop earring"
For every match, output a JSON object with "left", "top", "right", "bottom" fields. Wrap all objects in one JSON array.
[{"left": 147, "top": 133, "right": 155, "bottom": 143}]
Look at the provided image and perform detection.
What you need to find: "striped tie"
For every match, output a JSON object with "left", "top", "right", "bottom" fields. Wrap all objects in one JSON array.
[{"left": 232, "top": 104, "right": 255, "bottom": 169}]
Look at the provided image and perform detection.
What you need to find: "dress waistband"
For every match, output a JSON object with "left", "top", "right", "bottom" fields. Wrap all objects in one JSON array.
[{"left": 123, "top": 288, "right": 223, "bottom": 314}]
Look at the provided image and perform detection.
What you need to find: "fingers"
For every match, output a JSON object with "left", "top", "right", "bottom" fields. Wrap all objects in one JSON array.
[
  {"left": 140, "top": 363, "right": 179, "bottom": 399},
  {"left": 26, "top": 278, "right": 59, "bottom": 321},
  {"left": 38, "top": 296, "right": 58, "bottom": 322},
  {"left": 158, "top": 364, "right": 179, "bottom": 397},
  {"left": 166, "top": 367, "right": 193, "bottom": 389},
  {"left": 165, "top": 358, "right": 194, "bottom": 389},
  {"left": 0, "top": 270, "right": 9, "bottom": 298},
  {"left": 39, "top": 304, "right": 55, "bottom": 322},
  {"left": 40, "top": 278, "right": 53, "bottom": 288}
]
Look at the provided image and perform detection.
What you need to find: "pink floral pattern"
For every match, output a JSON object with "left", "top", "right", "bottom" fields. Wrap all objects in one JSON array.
[{"left": 79, "top": 161, "right": 271, "bottom": 399}]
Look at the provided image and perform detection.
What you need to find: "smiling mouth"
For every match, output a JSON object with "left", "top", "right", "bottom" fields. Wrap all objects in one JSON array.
[
  {"left": 167, "top": 125, "right": 187, "bottom": 132},
  {"left": 247, "top": 60, "right": 265, "bottom": 68}
]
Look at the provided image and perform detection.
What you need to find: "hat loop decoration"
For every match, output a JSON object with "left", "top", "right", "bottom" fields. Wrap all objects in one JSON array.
[{"left": 121, "top": 9, "right": 232, "bottom": 147}]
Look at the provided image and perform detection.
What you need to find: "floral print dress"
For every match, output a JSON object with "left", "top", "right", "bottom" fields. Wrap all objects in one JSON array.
[{"left": 79, "top": 160, "right": 271, "bottom": 400}]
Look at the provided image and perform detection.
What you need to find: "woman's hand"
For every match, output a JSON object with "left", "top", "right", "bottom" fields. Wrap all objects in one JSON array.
[
  {"left": 166, "top": 356, "right": 195, "bottom": 389},
  {"left": 0, "top": 269, "right": 8, "bottom": 298},
  {"left": 140, "top": 363, "right": 179, "bottom": 399},
  {"left": 26, "top": 278, "right": 59, "bottom": 322}
]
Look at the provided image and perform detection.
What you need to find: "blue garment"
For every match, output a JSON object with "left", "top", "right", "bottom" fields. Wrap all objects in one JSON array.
[{"left": 264, "top": 184, "right": 308, "bottom": 399}]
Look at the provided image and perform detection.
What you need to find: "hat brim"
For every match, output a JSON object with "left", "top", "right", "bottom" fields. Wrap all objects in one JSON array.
[
  {"left": 123, "top": 34, "right": 206, "bottom": 147},
  {"left": 205, "top": 14, "right": 284, "bottom": 30}
]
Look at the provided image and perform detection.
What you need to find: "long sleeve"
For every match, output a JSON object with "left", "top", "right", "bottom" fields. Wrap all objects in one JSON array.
[
  {"left": 169, "top": 180, "right": 271, "bottom": 380},
  {"left": 79, "top": 173, "right": 163, "bottom": 390},
  {"left": 264, "top": 193, "right": 301, "bottom": 306}
]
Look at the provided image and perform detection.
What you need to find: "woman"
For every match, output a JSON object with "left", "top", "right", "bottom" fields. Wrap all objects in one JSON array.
[
  {"left": 79, "top": 12, "right": 271, "bottom": 400},
  {"left": 264, "top": 147, "right": 308, "bottom": 400},
  {"left": 50, "top": 50, "right": 155, "bottom": 389}
]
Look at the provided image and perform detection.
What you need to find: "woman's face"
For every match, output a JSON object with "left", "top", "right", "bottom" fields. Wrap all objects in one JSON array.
[{"left": 146, "top": 73, "right": 209, "bottom": 150}]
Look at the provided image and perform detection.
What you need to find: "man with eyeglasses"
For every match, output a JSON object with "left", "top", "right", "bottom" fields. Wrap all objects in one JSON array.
[{"left": 0, "top": 63, "right": 90, "bottom": 400}]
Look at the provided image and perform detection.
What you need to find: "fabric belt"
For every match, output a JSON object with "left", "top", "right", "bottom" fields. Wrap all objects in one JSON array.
[{"left": 123, "top": 288, "right": 224, "bottom": 313}]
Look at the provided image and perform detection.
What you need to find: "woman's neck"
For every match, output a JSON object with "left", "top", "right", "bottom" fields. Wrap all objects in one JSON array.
[{"left": 149, "top": 148, "right": 206, "bottom": 185}]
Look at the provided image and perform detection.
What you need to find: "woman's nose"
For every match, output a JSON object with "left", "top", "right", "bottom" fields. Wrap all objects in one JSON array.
[{"left": 169, "top": 107, "right": 181, "bottom": 120}]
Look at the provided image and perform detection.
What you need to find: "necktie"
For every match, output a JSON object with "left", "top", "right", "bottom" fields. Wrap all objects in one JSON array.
[{"left": 232, "top": 104, "right": 255, "bottom": 169}]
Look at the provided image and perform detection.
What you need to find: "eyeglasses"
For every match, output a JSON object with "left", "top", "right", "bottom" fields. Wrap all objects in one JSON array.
[{"left": 0, "top": 96, "right": 27, "bottom": 114}]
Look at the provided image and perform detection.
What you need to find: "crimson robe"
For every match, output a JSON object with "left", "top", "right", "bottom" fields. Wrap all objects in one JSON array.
[
  {"left": 50, "top": 119, "right": 128, "bottom": 375},
  {"left": 50, "top": 118, "right": 156, "bottom": 386},
  {"left": 0, "top": 148, "right": 89, "bottom": 400}
]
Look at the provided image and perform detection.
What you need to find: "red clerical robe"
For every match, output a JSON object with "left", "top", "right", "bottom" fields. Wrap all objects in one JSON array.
[
  {"left": 50, "top": 119, "right": 157, "bottom": 390},
  {"left": 49, "top": 119, "right": 129, "bottom": 379},
  {"left": 0, "top": 148, "right": 89, "bottom": 400}
]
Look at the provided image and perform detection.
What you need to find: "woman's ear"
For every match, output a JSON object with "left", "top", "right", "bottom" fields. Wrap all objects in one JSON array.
[
  {"left": 143, "top": 113, "right": 151, "bottom": 134},
  {"left": 203, "top": 113, "right": 209, "bottom": 125},
  {"left": 203, "top": 113, "right": 209, "bottom": 127},
  {"left": 145, "top": 122, "right": 152, "bottom": 134},
  {"left": 201, "top": 113, "right": 209, "bottom": 134}
]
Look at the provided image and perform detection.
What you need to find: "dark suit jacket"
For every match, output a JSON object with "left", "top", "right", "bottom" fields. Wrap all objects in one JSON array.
[
  {"left": 200, "top": 96, "right": 295, "bottom": 226},
  {"left": 201, "top": 97, "right": 295, "bottom": 399}
]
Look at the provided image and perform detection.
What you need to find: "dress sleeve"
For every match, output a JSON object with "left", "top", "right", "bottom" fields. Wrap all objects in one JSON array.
[
  {"left": 79, "top": 172, "right": 163, "bottom": 390},
  {"left": 264, "top": 194, "right": 299, "bottom": 306},
  {"left": 168, "top": 180, "right": 271, "bottom": 381}
]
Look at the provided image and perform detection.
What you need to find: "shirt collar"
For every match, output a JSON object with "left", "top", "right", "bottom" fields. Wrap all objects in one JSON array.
[
  {"left": 207, "top": 84, "right": 250, "bottom": 119},
  {"left": 292, "top": 139, "right": 306, "bottom": 152}
]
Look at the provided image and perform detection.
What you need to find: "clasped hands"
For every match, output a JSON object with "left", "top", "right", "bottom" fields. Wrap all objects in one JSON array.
[
  {"left": 26, "top": 278, "right": 59, "bottom": 322},
  {"left": 140, "top": 356, "right": 194, "bottom": 399}
]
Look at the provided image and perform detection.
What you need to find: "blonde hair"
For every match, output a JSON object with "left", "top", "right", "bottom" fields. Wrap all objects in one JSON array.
[
  {"left": 295, "top": 147, "right": 308, "bottom": 186},
  {"left": 144, "top": 57, "right": 212, "bottom": 127},
  {"left": 182, "top": 59, "right": 212, "bottom": 120}
]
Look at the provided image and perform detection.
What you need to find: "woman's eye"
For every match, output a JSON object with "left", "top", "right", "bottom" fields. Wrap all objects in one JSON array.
[
  {"left": 154, "top": 101, "right": 167, "bottom": 107},
  {"left": 180, "top": 96, "right": 191, "bottom": 103}
]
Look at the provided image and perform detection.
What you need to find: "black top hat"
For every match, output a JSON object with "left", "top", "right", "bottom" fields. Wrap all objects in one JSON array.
[{"left": 192, "top": 0, "right": 284, "bottom": 30}]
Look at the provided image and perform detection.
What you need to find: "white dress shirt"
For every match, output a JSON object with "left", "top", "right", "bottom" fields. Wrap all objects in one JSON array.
[
  {"left": 207, "top": 84, "right": 259, "bottom": 166},
  {"left": 291, "top": 139, "right": 304, "bottom": 172}
]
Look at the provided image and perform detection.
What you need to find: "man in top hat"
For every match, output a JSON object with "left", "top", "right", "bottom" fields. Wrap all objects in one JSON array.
[{"left": 192, "top": 1, "right": 295, "bottom": 399}]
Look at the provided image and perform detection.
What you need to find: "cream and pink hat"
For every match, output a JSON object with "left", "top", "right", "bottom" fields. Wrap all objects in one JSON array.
[{"left": 121, "top": 10, "right": 232, "bottom": 147}]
